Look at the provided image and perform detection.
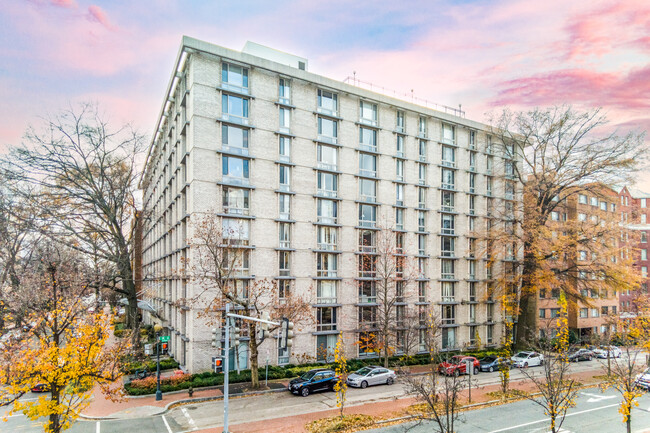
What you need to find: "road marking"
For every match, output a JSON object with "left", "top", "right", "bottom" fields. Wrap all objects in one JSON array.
[
  {"left": 488, "top": 403, "right": 619, "bottom": 432},
  {"left": 96, "top": 421, "right": 100, "bottom": 433},
  {"left": 162, "top": 415, "right": 173, "bottom": 433},
  {"left": 581, "top": 392, "right": 617, "bottom": 403},
  {"left": 181, "top": 407, "right": 197, "bottom": 431}
]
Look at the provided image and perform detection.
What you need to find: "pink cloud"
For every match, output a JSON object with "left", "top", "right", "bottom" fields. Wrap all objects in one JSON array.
[
  {"left": 50, "top": 0, "right": 76, "bottom": 8},
  {"left": 87, "top": 5, "right": 114, "bottom": 30}
]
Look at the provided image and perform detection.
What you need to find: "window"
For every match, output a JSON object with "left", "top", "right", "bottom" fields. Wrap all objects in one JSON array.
[
  {"left": 359, "top": 204, "right": 377, "bottom": 228},
  {"left": 551, "top": 211, "right": 559, "bottom": 221},
  {"left": 316, "top": 307, "right": 337, "bottom": 332},
  {"left": 442, "top": 327, "right": 456, "bottom": 349},
  {"left": 317, "top": 199, "right": 338, "bottom": 224},
  {"left": 318, "top": 117, "right": 338, "bottom": 143},
  {"left": 441, "top": 214, "right": 455, "bottom": 235},
  {"left": 418, "top": 163, "right": 427, "bottom": 185},
  {"left": 642, "top": 198, "right": 647, "bottom": 208},
  {"left": 642, "top": 232, "right": 648, "bottom": 243},
  {"left": 278, "top": 336, "right": 289, "bottom": 364},
  {"left": 358, "top": 230, "right": 376, "bottom": 252},
  {"left": 222, "top": 156, "right": 249, "bottom": 185},
  {"left": 318, "top": 226, "right": 338, "bottom": 250},
  {"left": 278, "top": 136, "right": 291, "bottom": 161},
  {"left": 418, "top": 117, "right": 427, "bottom": 136},
  {"left": 396, "top": 110, "right": 405, "bottom": 132},
  {"left": 580, "top": 308, "right": 588, "bottom": 318},
  {"left": 442, "top": 123, "right": 455, "bottom": 144},
  {"left": 222, "top": 187, "right": 249, "bottom": 215},
  {"left": 317, "top": 280, "right": 337, "bottom": 304},
  {"left": 441, "top": 281, "right": 455, "bottom": 302},
  {"left": 395, "top": 208, "right": 404, "bottom": 230},
  {"left": 316, "top": 334, "right": 337, "bottom": 362},
  {"left": 358, "top": 305, "right": 377, "bottom": 328},
  {"left": 395, "top": 159, "right": 404, "bottom": 181},
  {"left": 317, "top": 144, "right": 337, "bottom": 170},
  {"left": 579, "top": 194, "right": 588, "bottom": 204},
  {"left": 578, "top": 213, "right": 587, "bottom": 222},
  {"left": 441, "top": 146, "right": 455, "bottom": 167},
  {"left": 223, "top": 249, "right": 249, "bottom": 277},
  {"left": 643, "top": 214, "right": 648, "bottom": 224},
  {"left": 486, "top": 156, "right": 493, "bottom": 174},
  {"left": 417, "top": 234, "right": 427, "bottom": 255},
  {"left": 469, "top": 152, "right": 476, "bottom": 171},
  {"left": 359, "top": 178, "right": 376, "bottom": 202},
  {"left": 591, "top": 308, "right": 599, "bottom": 317},
  {"left": 591, "top": 197, "right": 598, "bottom": 206},
  {"left": 396, "top": 135, "right": 404, "bottom": 157},
  {"left": 418, "top": 187, "right": 427, "bottom": 208},
  {"left": 600, "top": 201, "right": 607, "bottom": 211},
  {"left": 419, "top": 140, "right": 427, "bottom": 161},
  {"left": 469, "top": 131, "right": 476, "bottom": 149},
  {"left": 468, "top": 195, "right": 475, "bottom": 215},
  {"left": 279, "top": 107, "right": 290, "bottom": 131},
  {"left": 642, "top": 249, "right": 647, "bottom": 260},
  {"left": 222, "top": 94, "right": 249, "bottom": 123},
  {"left": 396, "top": 183, "right": 404, "bottom": 205},
  {"left": 487, "top": 325, "right": 493, "bottom": 344},
  {"left": 416, "top": 211, "right": 426, "bottom": 232},
  {"left": 221, "top": 62, "right": 248, "bottom": 92},
  {"left": 222, "top": 219, "right": 250, "bottom": 245},
  {"left": 359, "top": 153, "right": 377, "bottom": 177},
  {"left": 505, "top": 161, "right": 514, "bottom": 177},
  {"left": 317, "top": 253, "right": 338, "bottom": 277},
  {"left": 550, "top": 308, "right": 560, "bottom": 318},
  {"left": 359, "top": 280, "right": 376, "bottom": 303},
  {"left": 318, "top": 171, "right": 338, "bottom": 197},
  {"left": 359, "top": 100, "right": 378, "bottom": 126},
  {"left": 487, "top": 303, "right": 494, "bottom": 321},
  {"left": 441, "top": 236, "right": 455, "bottom": 257},
  {"left": 441, "top": 168, "right": 455, "bottom": 189},
  {"left": 279, "top": 222, "right": 291, "bottom": 248},
  {"left": 539, "top": 309, "right": 546, "bottom": 318},
  {"left": 441, "top": 191, "right": 455, "bottom": 211},
  {"left": 279, "top": 165, "right": 290, "bottom": 191},
  {"left": 642, "top": 266, "right": 647, "bottom": 278},
  {"left": 278, "top": 279, "right": 291, "bottom": 300},
  {"left": 317, "top": 89, "right": 338, "bottom": 115},
  {"left": 222, "top": 125, "right": 249, "bottom": 155},
  {"left": 442, "top": 304, "right": 456, "bottom": 325},
  {"left": 279, "top": 251, "right": 291, "bottom": 276},
  {"left": 359, "top": 127, "right": 377, "bottom": 151},
  {"left": 579, "top": 250, "right": 588, "bottom": 261},
  {"left": 278, "top": 78, "right": 291, "bottom": 103},
  {"left": 505, "top": 182, "right": 515, "bottom": 200},
  {"left": 441, "top": 259, "right": 454, "bottom": 279},
  {"left": 279, "top": 194, "right": 291, "bottom": 220}
]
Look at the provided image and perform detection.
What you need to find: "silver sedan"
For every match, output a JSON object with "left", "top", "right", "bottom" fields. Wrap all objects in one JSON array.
[{"left": 346, "top": 366, "right": 396, "bottom": 388}]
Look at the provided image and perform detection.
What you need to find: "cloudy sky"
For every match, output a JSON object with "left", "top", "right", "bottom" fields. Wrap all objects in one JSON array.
[{"left": 1, "top": 0, "right": 649, "bottom": 189}]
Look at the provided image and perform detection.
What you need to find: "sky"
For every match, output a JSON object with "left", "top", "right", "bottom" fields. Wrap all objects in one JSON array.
[{"left": 1, "top": 0, "right": 649, "bottom": 190}]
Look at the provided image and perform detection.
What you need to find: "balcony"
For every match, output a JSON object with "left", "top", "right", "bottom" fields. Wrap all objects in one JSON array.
[
  {"left": 222, "top": 145, "right": 249, "bottom": 157},
  {"left": 358, "top": 219, "right": 376, "bottom": 229},
  {"left": 317, "top": 242, "right": 337, "bottom": 251},
  {"left": 441, "top": 273, "right": 455, "bottom": 280},
  {"left": 316, "top": 296, "right": 337, "bottom": 304},
  {"left": 223, "top": 206, "right": 250, "bottom": 216},
  {"left": 317, "top": 269, "right": 338, "bottom": 278},
  {"left": 359, "top": 169, "right": 377, "bottom": 178},
  {"left": 359, "top": 294, "right": 377, "bottom": 304},
  {"left": 441, "top": 160, "right": 456, "bottom": 168},
  {"left": 359, "top": 194, "right": 376, "bottom": 203},
  {"left": 441, "top": 183, "right": 455, "bottom": 191},
  {"left": 221, "top": 113, "right": 250, "bottom": 126},
  {"left": 317, "top": 162, "right": 338, "bottom": 171},
  {"left": 317, "top": 322, "right": 337, "bottom": 332},
  {"left": 222, "top": 176, "right": 250, "bottom": 187},
  {"left": 317, "top": 134, "right": 338, "bottom": 145}
]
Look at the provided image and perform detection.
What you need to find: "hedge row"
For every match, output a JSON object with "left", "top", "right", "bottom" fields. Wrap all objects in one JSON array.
[{"left": 123, "top": 348, "right": 501, "bottom": 395}]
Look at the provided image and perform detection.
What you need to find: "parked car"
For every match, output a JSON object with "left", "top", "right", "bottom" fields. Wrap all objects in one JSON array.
[
  {"left": 568, "top": 348, "right": 594, "bottom": 362},
  {"left": 288, "top": 368, "right": 339, "bottom": 397},
  {"left": 479, "top": 356, "right": 512, "bottom": 372},
  {"left": 511, "top": 351, "right": 544, "bottom": 368},
  {"left": 598, "top": 346, "right": 622, "bottom": 359},
  {"left": 31, "top": 383, "right": 50, "bottom": 393},
  {"left": 635, "top": 367, "right": 650, "bottom": 391},
  {"left": 438, "top": 355, "right": 480, "bottom": 376},
  {"left": 347, "top": 366, "right": 396, "bottom": 388}
]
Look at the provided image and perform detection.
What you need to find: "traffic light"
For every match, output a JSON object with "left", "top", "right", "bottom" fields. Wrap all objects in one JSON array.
[
  {"left": 232, "top": 325, "right": 241, "bottom": 347},
  {"left": 212, "top": 356, "right": 223, "bottom": 373},
  {"left": 280, "top": 318, "right": 294, "bottom": 350},
  {"left": 211, "top": 328, "right": 220, "bottom": 348},
  {"left": 161, "top": 342, "right": 169, "bottom": 354},
  {"left": 260, "top": 311, "right": 271, "bottom": 331}
]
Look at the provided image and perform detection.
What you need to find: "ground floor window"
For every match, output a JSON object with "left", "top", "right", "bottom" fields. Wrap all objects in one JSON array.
[
  {"left": 278, "top": 337, "right": 289, "bottom": 365},
  {"left": 358, "top": 332, "right": 378, "bottom": 358},
  {"left": 442, "top": 327, "right": 456, "bottom": 349},
  {"left": 226, "top": 341, "right": 248, "bottom": 371},
  {"left": 316, "top": 334, "right": 337, "bottom": 362}
]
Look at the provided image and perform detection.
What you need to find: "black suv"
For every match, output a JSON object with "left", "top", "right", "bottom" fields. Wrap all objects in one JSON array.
[{"left": 288, "top": 368, "right": 339, "bottom": 397}]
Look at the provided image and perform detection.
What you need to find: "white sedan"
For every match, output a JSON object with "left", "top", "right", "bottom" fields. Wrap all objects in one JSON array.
[
  {"left": 598, "top": 346, "right": 622, "bottom": 359},
  {"left": 511, "top": 351, "right": 544, "bottom": 367}
]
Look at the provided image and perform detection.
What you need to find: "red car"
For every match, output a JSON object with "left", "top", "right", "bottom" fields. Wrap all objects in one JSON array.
[
  {"left": 31, "top": 383, "right": 50, "bottom": 393},
  {"left": 438, "top": 355, "right": 480, "bottom": 376}
]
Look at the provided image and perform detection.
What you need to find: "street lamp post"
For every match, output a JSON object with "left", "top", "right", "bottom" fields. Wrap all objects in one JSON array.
[{"left": 154, "top": 323, "right": 163, "bottom": 401}]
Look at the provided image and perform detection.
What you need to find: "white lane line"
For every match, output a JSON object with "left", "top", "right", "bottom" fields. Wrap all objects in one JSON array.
[
  {"left": 96, "top": 420, "right": 100, "bottom": 433},
  {"left": 181, "top": 407, "right": 197, "bottom": 431},
  {"left": 162, "top": 415, "right": 173, "bottom": 433},
  {"left": 488, "top": 403, "right": 619, "bottom": 433}
]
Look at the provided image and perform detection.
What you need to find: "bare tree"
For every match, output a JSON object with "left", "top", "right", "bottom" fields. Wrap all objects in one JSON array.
[
  {"left": 189, "top": 212, "right": 311, "bottom": 389},
  {"left": 357, "top": 226, "right": 415, "bottom": 367},
  {"left": 0, "top": 103, "right": 145, "bottom": 336},
  {"left": 488, "top": 105, "right": 646, "bottom": 347}
]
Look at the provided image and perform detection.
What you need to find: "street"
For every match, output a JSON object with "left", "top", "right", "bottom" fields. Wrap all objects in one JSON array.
[
  {"left": 366, "top": 388, "right": 650, "bottom": 433},
  {"left": 0, "top": 357, "right": 641, "bottom": 433}
]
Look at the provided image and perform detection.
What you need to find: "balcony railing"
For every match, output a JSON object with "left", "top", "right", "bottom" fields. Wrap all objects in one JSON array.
[
  {"left": 318, "top": 189, "right": 338, "bottom": 198},
  {"left": 223, "top": 206, "right": 249, "bottom": 216},
  {"left": 317, "top": 269, "right": 338, "bottom": 278},
  {"left": 221, "top": 113, "right": 250, "bottom": 126},
  {"left": 222, "top": 145, "right": 249, "bottom": 156},
  {"left": 317, "top": 322, "right": 337, "bottom": 332},
  {"left": 222, "top": 175, "right": 250, "bottom": 187}
]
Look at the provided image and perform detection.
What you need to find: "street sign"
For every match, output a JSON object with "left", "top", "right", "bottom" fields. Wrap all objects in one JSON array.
[{"left": 159, "top": 335, "right": 170, "bottom": 342}]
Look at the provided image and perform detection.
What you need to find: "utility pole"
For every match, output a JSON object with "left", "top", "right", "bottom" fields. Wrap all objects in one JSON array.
[{"left": 223, "top": 303, "right": 230, "bottom": 433}]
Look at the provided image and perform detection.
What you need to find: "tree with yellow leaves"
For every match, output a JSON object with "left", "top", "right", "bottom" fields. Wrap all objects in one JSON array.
[
  {"left": 0, "top": 246, "right": 129, "bottom": 433},
  {"left": 333, "top": 332, "right": 348, "bottom": 420}
]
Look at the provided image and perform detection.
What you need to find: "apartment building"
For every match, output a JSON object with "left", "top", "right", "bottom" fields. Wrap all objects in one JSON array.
[
  {"left": 618, "top": 186, "right": 650, "bottom": 312},
  {"left": 536, "top": 186, "right": 622, "bottom": 342},
  {"left": 140, "top": 37, "right": 522, "bottom": 372}
]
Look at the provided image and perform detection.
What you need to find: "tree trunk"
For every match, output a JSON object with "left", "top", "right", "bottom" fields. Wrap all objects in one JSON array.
[
  {"left": 383, "top": 330, "right": 389, "bottom": 368},
  {"left": 49, "top": 386, "right": 61, "bottom": 433},
  {"left": 515, "top": 247, "right": 539, "bottom": 348},
  {"left": 249, "top": 321, "right": 259, "bottom": 389}
]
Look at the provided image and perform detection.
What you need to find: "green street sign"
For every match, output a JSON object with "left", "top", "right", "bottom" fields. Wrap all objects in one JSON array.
[{"left": 159, "top": 336, "right": 170, "bottom": 342}]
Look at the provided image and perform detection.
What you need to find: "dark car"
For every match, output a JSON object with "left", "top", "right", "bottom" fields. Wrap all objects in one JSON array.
[
  {"left": 288, "top": 368, "right": 339, "bottom": 397},
  {"left": 479, "top": 356, "right": 512, "bottom": 373},
  {"left": 438, "top": 355, "right": 480, "bottom": 376},
  {"left": 568, "top": 348, "right": 594, "bottom": 362},
  {"left": 31, "top": 383, "right": 49, "bottom": 393}
]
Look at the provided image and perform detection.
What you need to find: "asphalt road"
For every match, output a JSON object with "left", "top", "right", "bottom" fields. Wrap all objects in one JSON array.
[
  {"left": 0, "top": 356, "right": 640, "bottom": 433},
  {"left": 366, "top": 388, "right": 650, "bottom": 433}
]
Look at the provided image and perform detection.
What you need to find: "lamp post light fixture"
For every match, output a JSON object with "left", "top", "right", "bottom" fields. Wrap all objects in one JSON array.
[{"left": 154, "top": 323, "right": 163, "bottom": 401}]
